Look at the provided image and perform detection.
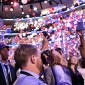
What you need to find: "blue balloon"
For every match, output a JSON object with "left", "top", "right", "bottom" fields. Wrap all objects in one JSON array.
[{"left": 6, "top": 28, "right": 11, "bottom": 33}]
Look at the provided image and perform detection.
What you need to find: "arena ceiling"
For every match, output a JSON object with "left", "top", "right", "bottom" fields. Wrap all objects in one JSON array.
[{"left": 0, "top": 0, "right": 78, "bottom": 19}]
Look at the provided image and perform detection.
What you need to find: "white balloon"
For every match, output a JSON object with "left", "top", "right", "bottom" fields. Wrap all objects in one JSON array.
[{"left": 21, "top": 0, "right": 28, "bottom": 4}]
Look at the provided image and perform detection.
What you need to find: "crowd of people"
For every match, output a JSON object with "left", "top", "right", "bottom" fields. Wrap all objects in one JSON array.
[
  {"left": 0, "top": 28, "right": 85, "bottom": 85},
  {"left": 0, "top": 7, "right": 85, "bottom": 85},
  {"left": 2, "top": 9, "right": 85, "bottom": 58}
]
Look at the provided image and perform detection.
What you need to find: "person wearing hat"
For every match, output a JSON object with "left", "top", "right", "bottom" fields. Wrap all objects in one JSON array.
[{"left": 0, "top": 43, "right": 16, "bottom": 85}]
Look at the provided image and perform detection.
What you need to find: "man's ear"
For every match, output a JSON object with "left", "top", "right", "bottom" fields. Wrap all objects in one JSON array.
[{"left": 31, "top": 55, "right": 36, "bottom": 64}]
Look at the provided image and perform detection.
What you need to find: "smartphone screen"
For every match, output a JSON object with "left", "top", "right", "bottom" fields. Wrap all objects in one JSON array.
[{"left": 76, "top": 22, "right": 84, "bottom": 32}]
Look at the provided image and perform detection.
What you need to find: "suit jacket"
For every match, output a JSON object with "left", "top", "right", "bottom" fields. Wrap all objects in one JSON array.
[
  {"left": 44, "top": 67, "right": 55, "bottom": 85},
  {"left": 0, "top": 63, "right": 16, "bottom": 85}
]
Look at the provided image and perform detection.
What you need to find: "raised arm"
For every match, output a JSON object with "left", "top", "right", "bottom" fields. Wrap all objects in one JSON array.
[{"left": 77, "top": 30, "right": 85, "bottom": 60}]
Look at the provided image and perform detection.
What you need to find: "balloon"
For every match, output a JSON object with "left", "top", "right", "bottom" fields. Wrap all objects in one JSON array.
[
  {"left": 21, "top": 0, "right": 28, "bottom": 4},
  {"left": 5, "top": 7, "right": 8, "bottom": 11},
  {"left": 3, "top": 25, "right": 6, "bottom": 29},
  {"left": 52, "top": 7, "right": 54, "bottom": 11},
  {"left": 6, "top": 28, "right": 11, "bottom": 33}
]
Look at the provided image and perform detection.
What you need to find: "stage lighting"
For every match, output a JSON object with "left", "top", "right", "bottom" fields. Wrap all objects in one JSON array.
[
  {"left": 10, "top": 7, "right": 14, "bottom": 11},
  {"left": 20, "top": 5, "right": 23, "bottom": 8},
  {"left": 11, "top": 2, "right": 13, "bottom": 5},
  {"left": 26, "top": 15, "right": 30, "bottom": 18},
  {"left": 13, "top": 2, "right": 18, "bottom": 7},
  {"left": 44, "top": 0, "right": 48, "bottom": 4},
  {"left": 22, "top": 11, "right": 24, "bottom": 14},
  {"left": 21, "top": 0, "right": 28, "bottom": 4},
  {"left": 33, "top": 7, "right": 37, "bottom": 11}
]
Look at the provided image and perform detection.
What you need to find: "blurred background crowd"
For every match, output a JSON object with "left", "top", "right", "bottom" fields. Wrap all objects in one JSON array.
[{"left": 0, "top": 0, "right": 85, "bottom": 85}]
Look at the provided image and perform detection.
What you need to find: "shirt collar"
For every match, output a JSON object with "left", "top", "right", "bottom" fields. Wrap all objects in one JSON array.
[{"left": 21, "top": 70, "right": 39, "bottom": 79}]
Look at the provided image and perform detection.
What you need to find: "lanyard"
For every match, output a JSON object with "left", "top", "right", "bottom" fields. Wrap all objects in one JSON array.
[{"left": 20, "top": 71, "right": 47, "bottom": 84}]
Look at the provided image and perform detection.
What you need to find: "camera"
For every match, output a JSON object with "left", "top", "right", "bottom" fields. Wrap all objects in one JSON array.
[{"left": 41, "top": 50, "right": 52, "bottom": 65}]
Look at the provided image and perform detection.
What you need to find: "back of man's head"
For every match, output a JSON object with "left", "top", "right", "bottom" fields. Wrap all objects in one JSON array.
[{"left": 14, "top": 44, "right": 38, "bottom": 69}]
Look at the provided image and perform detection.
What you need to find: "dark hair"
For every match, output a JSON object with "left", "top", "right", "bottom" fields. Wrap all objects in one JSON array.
[
  {"left": 55, "top": 48, "right": 62, "bottom": 55},
  {"left": 68, "top": 56, "right": 78, "bottom": 69},
  {"left": 41, "top": 50, "right": 52, "bottom": 65},
  {"left": 14, "top": 44, "right": 38, "bottom": 69}
]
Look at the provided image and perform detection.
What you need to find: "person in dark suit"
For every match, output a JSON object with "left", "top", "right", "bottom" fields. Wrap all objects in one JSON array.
[
  {"left": 44, "top": 67, "right": 55, "bottom": 85},
  {"left": 0, "top": 43, "right": 16, "bottom": 85}
]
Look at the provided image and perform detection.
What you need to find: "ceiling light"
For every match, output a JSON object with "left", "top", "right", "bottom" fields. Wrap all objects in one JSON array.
[
  {"left": 13, "top": 2, "right": 18, "bottom": 7},
  {"left": 20, "top": 5, "right": 23, "bottom": 8},
  {"left": 44, "top": 0, "right": 48, "bottom": 4},
  {"left": 11, "top": 2, "right": 13, "bottom": 4},
  {"left": 33, "top": 7, "right": 37, "bottom": 11},
  {"left": 22, "top": 12, "right": 24, "bottom": 14},
  {"left": 21, "top": 0, "right": 28, "bottom": 4},
  {"left": 10, "top": 8, "right": 13, "bottom": 11},
  {"left": 26, "top": 15, "right": 30, "bottom": 18}
]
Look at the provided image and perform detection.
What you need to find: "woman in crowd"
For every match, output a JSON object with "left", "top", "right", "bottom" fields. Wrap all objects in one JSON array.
[
  {"left": 43, "top": 48, "right": 72, "bottom": 85},
  {"left": 77, "top": 58, "right": 85, "bottom": 85},
  {"left": 68, "top": 56, "right": 84, "bottom": 85}
]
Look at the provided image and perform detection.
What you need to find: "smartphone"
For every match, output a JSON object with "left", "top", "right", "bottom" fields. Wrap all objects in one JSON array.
[
  {"left": 42, "top": 31, "right": 50, "bottom": 39},
  {"left": 76, "top": 21, "right": 84, "bottom": 32}
]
